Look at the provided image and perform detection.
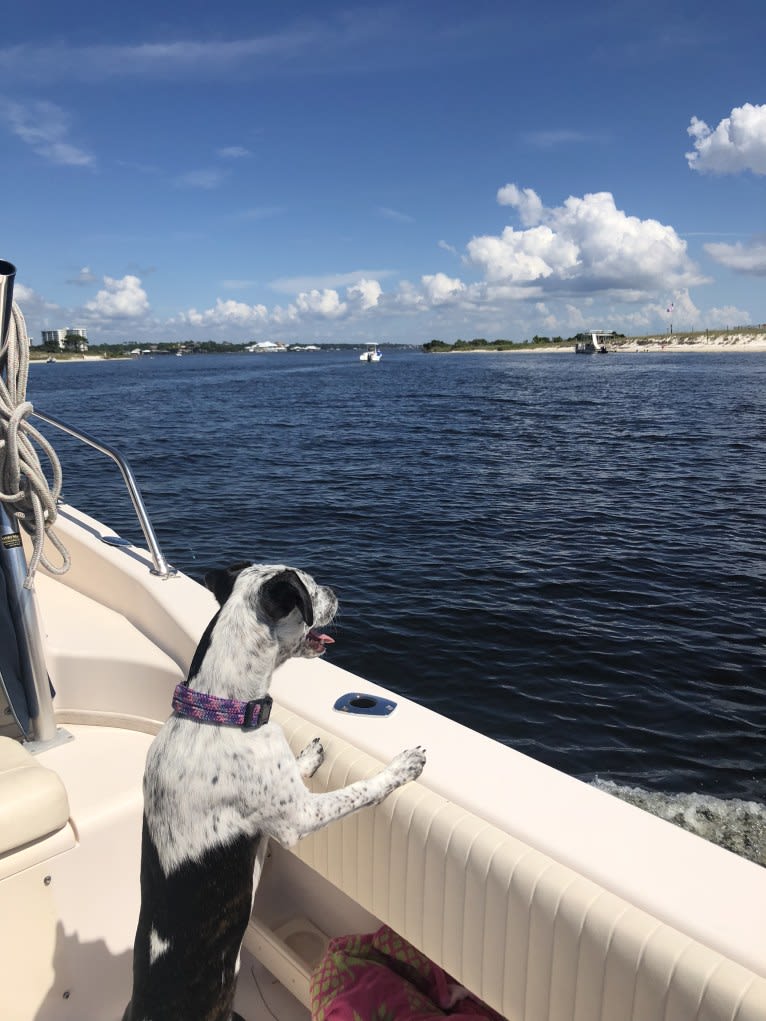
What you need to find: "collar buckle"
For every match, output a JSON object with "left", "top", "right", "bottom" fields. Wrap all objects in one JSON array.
[{"left": 243, "top": 695, "right": 272, "bottom": 730}]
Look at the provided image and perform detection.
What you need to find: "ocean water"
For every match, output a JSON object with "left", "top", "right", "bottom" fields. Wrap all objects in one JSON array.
[{"left": 28, "top": 349, "right": 766, "bottom": 864}]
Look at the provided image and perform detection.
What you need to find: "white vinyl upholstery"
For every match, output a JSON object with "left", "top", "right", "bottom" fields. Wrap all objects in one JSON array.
[
  {"left": 276, "top": 709, "right": 766, "bottom": 1021},
  {"left": 0, "top": 737, "right": 70, "bottom": 855}
]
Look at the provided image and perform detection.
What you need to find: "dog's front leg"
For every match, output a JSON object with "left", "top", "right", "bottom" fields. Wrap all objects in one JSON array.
[
  {"left": 270, "top": 746, "right": 426, "bottom": 846},
  {"left": 296, "top": 737, "right": 324, "bottom": 779}
]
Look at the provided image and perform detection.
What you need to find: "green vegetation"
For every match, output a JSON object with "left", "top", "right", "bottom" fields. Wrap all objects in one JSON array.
[{"left": 423, "top": 332, "right": 625, "bottom": 353}]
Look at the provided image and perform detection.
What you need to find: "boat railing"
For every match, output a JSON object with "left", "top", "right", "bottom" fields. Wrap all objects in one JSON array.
[{"left": 31, "top": 410, "right": 176, "bottom": 580}]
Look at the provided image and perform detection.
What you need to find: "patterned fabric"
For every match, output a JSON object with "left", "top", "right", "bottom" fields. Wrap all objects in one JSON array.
[
  {"left": 170, "top": 683, "right": 272, "bottom": 729},
  {"left": 310, "top": 925, "right": 505, "bottom": 1021}
]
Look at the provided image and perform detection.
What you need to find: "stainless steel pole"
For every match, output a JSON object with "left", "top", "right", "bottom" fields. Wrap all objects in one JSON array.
[{"left": 0, "top": 259, "right": 58, "bottom": 744}]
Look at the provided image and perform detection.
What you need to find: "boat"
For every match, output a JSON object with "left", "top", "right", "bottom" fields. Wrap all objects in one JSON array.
[
  {"left": 575, "top": 331, "right": 611, "bottom": 354},
  {"left": 359, "top": 344, "right": 382, "bottom": 362},
  {"left": 0, "top": 258, "right": 764, "bottom": 1021}
]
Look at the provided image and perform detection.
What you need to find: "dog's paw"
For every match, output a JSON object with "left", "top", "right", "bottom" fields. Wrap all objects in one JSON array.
[
  {"left": 297, "top": 737, "right": 325, "bottom": 778},
  {"left": 389, "top": 745, "right": 426, "bottom": 784}
]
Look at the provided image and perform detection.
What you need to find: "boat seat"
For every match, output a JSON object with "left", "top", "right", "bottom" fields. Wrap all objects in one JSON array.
[{"left": 0, "top": 737, "right": 70, "bottom": 855}]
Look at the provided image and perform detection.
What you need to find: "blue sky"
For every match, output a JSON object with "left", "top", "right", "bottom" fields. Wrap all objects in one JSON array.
[{"left": 2, "top": 0, "right": 764, "bottom": 344}]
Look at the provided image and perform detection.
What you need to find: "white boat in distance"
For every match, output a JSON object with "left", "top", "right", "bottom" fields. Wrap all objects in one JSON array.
[
  {"left": 359, "top": 344, "right": 382, "bottom": 362},
  {"left": 0, "top": 258, "right": 764, "bottom": 1021},
  {"left": 575, "top": 330, "right": 611, "bottom": 354}
]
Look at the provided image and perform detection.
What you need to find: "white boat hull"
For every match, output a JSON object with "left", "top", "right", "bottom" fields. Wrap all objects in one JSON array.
[{"left": 0, "top": 504, "right": 764, "bottom": 1020}]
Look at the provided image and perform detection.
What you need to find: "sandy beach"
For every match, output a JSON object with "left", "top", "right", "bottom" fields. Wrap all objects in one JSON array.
[
  {"left": 446, "top": 331, "right": 766, "bottom": 354},
  {"left": 616, "top": 331, "right": 766, "bottom": 354}
]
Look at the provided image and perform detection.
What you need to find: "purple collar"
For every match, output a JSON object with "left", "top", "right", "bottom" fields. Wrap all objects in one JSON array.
[{"left": 171, "top": 683, "right": 272, "bottom": 730}]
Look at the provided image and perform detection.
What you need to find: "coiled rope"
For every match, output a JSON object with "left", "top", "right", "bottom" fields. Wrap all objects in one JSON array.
[{"left": 0, "top": 301, "right": 69, "bottom": 587}]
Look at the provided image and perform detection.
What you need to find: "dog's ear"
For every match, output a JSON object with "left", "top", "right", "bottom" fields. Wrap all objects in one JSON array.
[
  {"left": 204, "top": 562, "right": 252, "bottom": 606},
  {"left": 258, "top": 569, "right": 314, "bottom": 627}
]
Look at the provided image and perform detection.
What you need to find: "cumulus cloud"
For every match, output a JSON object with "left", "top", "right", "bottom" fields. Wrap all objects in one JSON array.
[
  {"left": 10, "top": 283, "right": 61, "bottom": 328},
  {"left": 421, "top": 273, "right": 465, "bottom": 305},
  {"left": 0, "top": 98, "right": 94, "bottom": 167},
  {"left": 292, "top": 288, "right": 346, "bottom": 318},
  {"left": 179, "top": 285, "right": 355, "bottom": 329},
  {"left": 184, "top": 299, "right": 269, "bottom": 326},
  {"left": 704, "top": 240, "right": 766, "bottom": 276},
  {"left": 468, "top": 225, "right": 579, "bottom": 283},
  {"left": 469, "top": 185, "right": 703, "bottom": 295},
  {"left": 347, "top": 278, "right": 382, "bottom": 310},
  {"left": 497, "top": 184, "right": 544, "bottom": 227},
  {"left": 686, "top": 103, "right": 766, "bottom": 175},
  {"left": 85, "top": 275, "right": 149, "bottom": 318},
  {"left": 704, "top": 304, "right": 752, "bottom": 328}
]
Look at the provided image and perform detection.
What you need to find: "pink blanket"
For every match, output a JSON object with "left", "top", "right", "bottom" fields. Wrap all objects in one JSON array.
[{"left": 310, "top": 926, "right": 504, "bottom": 1021}]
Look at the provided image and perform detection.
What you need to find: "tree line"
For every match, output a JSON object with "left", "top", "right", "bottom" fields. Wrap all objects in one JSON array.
[{"left": 422, "top": 332, "right": 625, "bottom": 353}]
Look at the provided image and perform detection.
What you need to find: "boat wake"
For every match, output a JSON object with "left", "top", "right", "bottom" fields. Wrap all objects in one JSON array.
[{"left": 592, "top": 779, "right": 766, "bottom": 867}]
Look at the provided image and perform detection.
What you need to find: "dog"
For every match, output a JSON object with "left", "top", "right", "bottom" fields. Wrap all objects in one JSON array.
[{"left": 123, "top": 562, "right": 426, "bottom": 1021}]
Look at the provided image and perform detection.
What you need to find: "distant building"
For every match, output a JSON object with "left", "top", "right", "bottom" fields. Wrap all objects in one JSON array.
[
  {"left": 41, "top": 329, "right": 67, "bottom": 349},
  {"left": 245, "top": 341, "right": 287, "bottom": 353},
  {"left": 41, "top": 327, "right": 89, "bottom": 353}
]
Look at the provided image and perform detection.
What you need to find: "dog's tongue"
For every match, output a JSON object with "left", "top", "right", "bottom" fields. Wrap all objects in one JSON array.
[{"left": 309, "top": 630, "right": 335, "bottom": 649}]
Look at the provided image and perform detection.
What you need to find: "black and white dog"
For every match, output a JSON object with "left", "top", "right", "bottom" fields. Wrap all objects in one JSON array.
[{"left": 124, "top": 562, "right": 426, "bottom": 1021}]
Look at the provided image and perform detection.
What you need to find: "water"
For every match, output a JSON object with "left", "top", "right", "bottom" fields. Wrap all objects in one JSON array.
[{"left": 28, "top": 349, "right": 766, "bottom": 863}]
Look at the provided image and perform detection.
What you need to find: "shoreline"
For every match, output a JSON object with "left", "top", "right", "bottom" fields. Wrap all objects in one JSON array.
[
  {"left": 28, "top": 332, "right": 766, "bottom": 360},
  {"left": 444, "top": 332, "right": 766, "bottom": 355}
]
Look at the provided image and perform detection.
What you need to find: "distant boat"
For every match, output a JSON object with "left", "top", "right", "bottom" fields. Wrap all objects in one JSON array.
[
  {"left": 360, "top": 344, "right": 382, "bottom": 362},
  {"left": 575, "top": 330, "right": 611, "bottom": 354}
]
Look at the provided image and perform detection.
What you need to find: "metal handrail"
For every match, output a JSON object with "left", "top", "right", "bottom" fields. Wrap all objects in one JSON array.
[{"left": 32, "top": 409, "right": 176, "bottom": 579}]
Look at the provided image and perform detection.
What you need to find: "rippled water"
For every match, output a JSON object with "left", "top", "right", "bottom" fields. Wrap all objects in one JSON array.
[{"left": 29, "top": 349, "right": 766, "bottom": 861}]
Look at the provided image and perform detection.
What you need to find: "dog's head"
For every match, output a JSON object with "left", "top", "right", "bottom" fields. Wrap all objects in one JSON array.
[{"left": 204, "top": 562, "right": 337, "bottom": 663}]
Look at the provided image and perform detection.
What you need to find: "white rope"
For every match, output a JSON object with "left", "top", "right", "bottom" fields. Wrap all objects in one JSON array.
[{"left": 0, "top": 301, "right": 70, "bottom": 587}]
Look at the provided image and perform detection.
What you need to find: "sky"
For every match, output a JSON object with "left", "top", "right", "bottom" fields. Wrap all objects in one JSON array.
[{"left": 1, "top": 0, "right": 765, "bottom": 345}]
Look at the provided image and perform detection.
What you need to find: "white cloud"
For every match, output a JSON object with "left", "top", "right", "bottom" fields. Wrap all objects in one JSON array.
[
  {"left": 704, "top": 304, "right": 752, "bottom": 328},
  {"left": 686, "top": 103, "right": 766, "bottom": 175},
  {"left": 704, "top": 240, "right": 766, "bottom": 276},
  {"left": 0, "top": 18, "right": 378, "bottom": 84},
  {"left": 347, "top": 278, "right": 382, "bottom": 310},
  {"left": 269, "top": 269, "right": 395, "bottom": 293},
  {"left": 0, "top": 98, "right": 94, "bottom": 167},
  {"left": 293, "top": 289, "right": 346, "bottom": 318},
  {"left": 10, "top": 283, "right": 61, "bottom": 328},
  {"left": 183, "top": 299, "right": 269, "bottom": 327},
  {"left": 67, "top": 266, "right": 98, "bottom": 286},
  {"left": 497, "top": 184, "right": 544, "bottom": 227},
  {"left": 217, "top": 146, "right": 251, "bottom": 159},
  {"left": 469, "top": 185, "right": 703, "bottom": 294},
  {"left": 85, "top": 275, "right": 149, "bottom": 318},
  {"left": 377, "top": 206, "right": 414, "bottom": 223},
  {"left": 468, "top": 224, "right": 579, "bottom": 283},
  {"left": 180, "top": 288, "right": 352, "bottom": 329},
  {"left": 421, "top": 273, "right": 465, "bottom": 305},
  {"left": 173, "top": 168, "right": 228, "bottom": 189}
]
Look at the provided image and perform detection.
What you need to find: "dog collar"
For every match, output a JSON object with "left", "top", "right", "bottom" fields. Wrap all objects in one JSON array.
[{"left": 171, "top": 684, "right": 272, "bottom": 730}]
